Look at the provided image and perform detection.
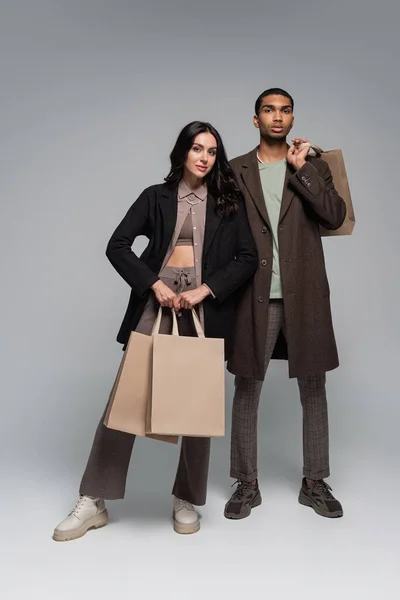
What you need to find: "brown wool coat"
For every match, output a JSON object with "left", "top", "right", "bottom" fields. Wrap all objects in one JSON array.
[{"left": 227, "top": 148, "right": 347, "bottom": 380}]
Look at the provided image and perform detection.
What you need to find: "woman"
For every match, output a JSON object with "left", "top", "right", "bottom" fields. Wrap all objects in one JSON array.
[{"left": 53, "top": 121, "right": 258, "bottom": 541}]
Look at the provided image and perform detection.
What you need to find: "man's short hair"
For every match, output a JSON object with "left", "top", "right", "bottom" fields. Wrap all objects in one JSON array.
[{"left": 255, "top": 88, "right": 294, "bottom": 115}]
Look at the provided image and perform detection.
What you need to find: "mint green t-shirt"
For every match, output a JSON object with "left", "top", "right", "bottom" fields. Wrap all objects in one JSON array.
[{"left": 258, "top": 158, "right": 287, "bottom": 299}]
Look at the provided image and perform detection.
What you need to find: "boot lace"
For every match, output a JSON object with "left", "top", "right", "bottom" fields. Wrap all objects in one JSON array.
[
  {"left": 70, "top": 495, "right": 91, "bottom": 516},
  {"left": 175, "top": 498, "right": 194, "bottom": 512}
]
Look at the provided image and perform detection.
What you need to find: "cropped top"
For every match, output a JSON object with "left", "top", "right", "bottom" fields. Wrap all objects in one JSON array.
[{"left": 175, "top": 211, "right": 194, "bottom": 246}]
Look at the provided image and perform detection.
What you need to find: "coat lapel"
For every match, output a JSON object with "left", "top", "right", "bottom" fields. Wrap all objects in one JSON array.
[
  {"left": 240, "top": 148, "right": 271, "bottom": 229},
  {"left": 203, "top": 193, "right": 223, "bottom": 258},
  {"left": 279, "top": 163, "right": 296, "bottom": 224},
  {"left": 160, "top": 184, "right": 178, "bottom": 250}
]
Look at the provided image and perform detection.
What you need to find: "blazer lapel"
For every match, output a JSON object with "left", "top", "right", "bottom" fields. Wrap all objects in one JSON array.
[
  {"left": 278, "top": 163, "right": 296, "bottom": 224},
  {"left": 203, "top": 193, "right": 223, "bottom": 258},
  {"left": 160, "top": 184, "right": 178, "bottom": 251},
  {"left": 240, "top": 148, "right": 271, "bottom": 229}
]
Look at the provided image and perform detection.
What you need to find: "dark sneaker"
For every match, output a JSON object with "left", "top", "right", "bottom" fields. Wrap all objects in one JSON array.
[
  {"left": 224, "top": 480, "right": 262, "bottom": 519},
  {"left": 298, "top": 478, "right": 343, "bottom": 518}
]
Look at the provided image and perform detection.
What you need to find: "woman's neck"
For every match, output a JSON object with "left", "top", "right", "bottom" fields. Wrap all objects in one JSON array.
[{"left": 183, "top": 172, "right": 204, "bottom": 190}]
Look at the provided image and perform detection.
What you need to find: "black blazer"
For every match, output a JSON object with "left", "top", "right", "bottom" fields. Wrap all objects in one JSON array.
[{"left": 105, "top": 183, "right": 258, "bottom": 358}]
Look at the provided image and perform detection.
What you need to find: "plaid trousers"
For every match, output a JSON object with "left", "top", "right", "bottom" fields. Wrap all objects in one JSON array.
[{"left": 230, "top": 301, "right": 330, "bottom": 482}]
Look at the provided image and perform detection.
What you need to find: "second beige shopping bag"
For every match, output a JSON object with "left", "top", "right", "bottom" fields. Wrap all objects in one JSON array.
[
  {"left": 147, "top": 309, "right": 225, "bottom": 437},
  {"left": 104, "top": 310, "right": 178, "bottom": 444}
]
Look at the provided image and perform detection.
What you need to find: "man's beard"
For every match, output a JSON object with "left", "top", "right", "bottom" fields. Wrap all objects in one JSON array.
[{"left": 261, "top": 131, "right": 287, "bottom": 143}]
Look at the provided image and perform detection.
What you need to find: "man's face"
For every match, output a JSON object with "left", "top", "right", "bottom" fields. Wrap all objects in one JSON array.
[{"left": 254, "top": 94, "right": 294, "bottom": 141}]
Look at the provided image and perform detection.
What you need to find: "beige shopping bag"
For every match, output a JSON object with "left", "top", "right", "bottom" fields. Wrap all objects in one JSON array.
[
  {"left": 146, "top": 309, "right": 225, "bottom": 437},
  {"left": 309, "top": 145, "right": 355, "bottom": 236},
  {"left": 104, "top": 310, "right": 178, "bottom": 444}
]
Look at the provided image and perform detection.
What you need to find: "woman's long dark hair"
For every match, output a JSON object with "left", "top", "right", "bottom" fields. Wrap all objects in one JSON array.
[{"left": 164, "top": 121, "right": 240, "bottom": 216}]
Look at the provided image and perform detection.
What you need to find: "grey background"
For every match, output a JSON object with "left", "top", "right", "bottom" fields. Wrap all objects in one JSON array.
[{"left": 1, "top": 1, "right": 399, "bottom": 599}]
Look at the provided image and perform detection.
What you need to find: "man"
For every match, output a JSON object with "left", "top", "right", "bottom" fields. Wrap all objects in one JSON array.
[{"left": 224, "top": 88, "right": 346, "bottom": 520}]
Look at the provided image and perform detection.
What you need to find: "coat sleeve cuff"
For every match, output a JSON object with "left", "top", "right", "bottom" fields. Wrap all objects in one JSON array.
[
  {"left": 202, "top": 283, "right": 216, "bottom": 299},
  {"left": 293, "top": 162, "right": 321, "bottom": 195}
]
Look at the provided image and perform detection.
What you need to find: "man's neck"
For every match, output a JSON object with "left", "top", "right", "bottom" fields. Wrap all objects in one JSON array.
[{"left": 257, "top": 138, "right": 288, "bottom": 163}]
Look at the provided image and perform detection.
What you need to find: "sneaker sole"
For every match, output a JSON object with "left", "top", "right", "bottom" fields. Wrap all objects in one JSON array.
[
  {"left": 173, "top": 518, "right": 200, "bottom": 535},
  {"left": 298, "top": 494, "right": 343, "bottom": 518},
  {"left": 224, "top": 495, "right": 262, "bottom": 520},
  {"left": 52, "top": 509, "right": 109, "bottom": 542}
]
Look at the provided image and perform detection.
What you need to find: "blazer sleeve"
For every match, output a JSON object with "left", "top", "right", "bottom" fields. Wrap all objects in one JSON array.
[
  {"left": 203, "top": 200, "right": 258, "bottom": 303},
  {"left": 289, "top": 159, "right": 346, "bottom": 230},
  {"left": 105, "top": 188, "right": 160, "bottom": 297}
]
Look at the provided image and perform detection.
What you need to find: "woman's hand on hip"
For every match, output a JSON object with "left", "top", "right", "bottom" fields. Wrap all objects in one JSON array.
[
  {"left": 177, "top": 285, "right": 210, "bottom": 310},
  {"left": 151, "top": 280, "right": 177, "bottom": 308}
]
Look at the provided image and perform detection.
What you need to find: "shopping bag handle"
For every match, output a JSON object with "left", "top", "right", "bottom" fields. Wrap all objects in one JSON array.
[
  {"left": 296, "top": 141, "right": 324, "bottom": 157},
  {"left": 167, "top": 308, "right": 205, "bottom": 338},
  {"left": 170, "top": 308, "right": 204, "bottom": 337},
  {"left": 151, "top": 307, "right": 204, "bottom": 338},
  {"left": 190, "top": 308, "right": 205, "bottom": 338},
  {"left": 151, "top": 307, "right": 179, "bottom": 336},
  {"left": 309, "top": 144, "right": 323, "bottom": 157}
]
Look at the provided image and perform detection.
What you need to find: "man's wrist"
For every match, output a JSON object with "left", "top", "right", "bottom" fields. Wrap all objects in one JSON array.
[{"left": 295, "top": 159, "right": 307, "bottom": 171}]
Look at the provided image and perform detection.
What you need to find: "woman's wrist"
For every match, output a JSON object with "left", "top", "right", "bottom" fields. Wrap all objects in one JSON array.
[
  {"left": 201, "top": 283, "right": 214, "bottom": 298},
  {"left": 151, "top": 279, "right": 162, "bottom": 291}
]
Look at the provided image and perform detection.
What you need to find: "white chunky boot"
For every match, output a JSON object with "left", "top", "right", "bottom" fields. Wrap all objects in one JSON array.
[
  {"left": 173, "top": 496, "right": 200, "bottom": 534},
  {"left": 53, "top": 495, "right": 109, "bottom": 542}
]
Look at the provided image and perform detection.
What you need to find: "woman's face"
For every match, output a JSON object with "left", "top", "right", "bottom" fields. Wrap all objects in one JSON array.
[{"left": 183, "top": 132, "right": 217, "bottom": 181}]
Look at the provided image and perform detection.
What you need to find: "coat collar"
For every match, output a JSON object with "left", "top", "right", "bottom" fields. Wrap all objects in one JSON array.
[
  {"left": 279, "top": 161, "right": 296, "bottom": 224},
  {"left": 238, "top": 147, "right": 296, "bottom": 226},
  {"left": 160, "top": 184, "right": 179, "bottom": 255},
  {"left": 161, "top": 182, "right": 179, "bottom": 218}
]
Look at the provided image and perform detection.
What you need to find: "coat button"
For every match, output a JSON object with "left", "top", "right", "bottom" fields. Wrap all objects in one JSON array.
[
  {"left": 261, "top": 259, "right": 267, "bottom": 266},
  {"left": 258, "top": 296, "right": 264, "bottom": 303},
  {"left": 261, "top": 226, "right": 267, "bottom": 233}
]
